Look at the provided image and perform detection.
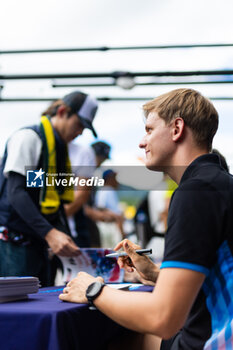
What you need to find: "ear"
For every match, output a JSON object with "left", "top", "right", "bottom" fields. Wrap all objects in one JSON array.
[
  {"left": 57, "top": 104, "right": 67, "bottom": 117},
  {"left": 171, "top": 117, "right": 185, "bottom": 142}
]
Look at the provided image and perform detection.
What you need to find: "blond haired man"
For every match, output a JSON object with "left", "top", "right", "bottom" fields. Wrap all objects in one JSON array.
[{"left": 60, "top": 89, "right": 233, "bottom": 350}]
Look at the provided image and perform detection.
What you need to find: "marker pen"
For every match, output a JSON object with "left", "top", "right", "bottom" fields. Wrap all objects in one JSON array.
[{"left": 105, "top": 248, "right": 152, "bottom": 258}]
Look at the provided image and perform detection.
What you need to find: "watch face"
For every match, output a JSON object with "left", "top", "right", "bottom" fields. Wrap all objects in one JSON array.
[{"left": 86, "top": 281, "right": 104, "bottom": 300}]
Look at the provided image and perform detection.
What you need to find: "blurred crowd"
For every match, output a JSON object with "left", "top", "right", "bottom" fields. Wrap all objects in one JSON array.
[
  {"left": 0, "top": 90, "right": 229, "bottom": 289},
  {"left": 0, "top": 90, "right": 170, "bottom": 286}
]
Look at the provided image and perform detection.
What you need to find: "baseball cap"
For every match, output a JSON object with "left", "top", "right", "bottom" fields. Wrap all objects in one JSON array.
[
  {"left": 91, "top": 141, "right": 111, "bottom": 159},
  {"left": 103, "top": 169, "right": 116, "bottom": 180},
  {"left": 62, "top": 91, "right": 98, "bottom": 137}
]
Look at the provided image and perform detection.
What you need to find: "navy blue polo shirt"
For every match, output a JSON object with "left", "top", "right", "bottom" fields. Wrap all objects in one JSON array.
[{"left": 160, "top": 154, "right": 233, "bottom": 349}]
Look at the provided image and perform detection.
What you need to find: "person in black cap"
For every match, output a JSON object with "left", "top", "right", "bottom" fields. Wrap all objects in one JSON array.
[
  {"left": 43, "top": 90, "right": 98, "bottom": 138},
  {"left": 85, "top": 141, "right": 124, "bottom": 247},
  {"left": 0, "top": 91, "right": 98, "bottom": 286},
  {"left": 94, "top": 169, "right": 125, "bottom": 247},
  {"left": 91, "top": 141, "right": 111, "bottom": 166}
]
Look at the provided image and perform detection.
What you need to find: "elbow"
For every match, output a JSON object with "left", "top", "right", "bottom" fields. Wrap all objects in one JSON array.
[
  {"left": 159, "top": 328, "right": 179, "bottom": 341},
  {"left": 150, "top": 312, "right": 184, "bottom": 340}
]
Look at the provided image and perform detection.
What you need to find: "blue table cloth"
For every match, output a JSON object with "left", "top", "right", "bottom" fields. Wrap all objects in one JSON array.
[
  {"left": 0, "top": 286, "right": 124, "bottom": 350},
  {"left": 0, "top": 285, "right": 153, "bottom": 350}
]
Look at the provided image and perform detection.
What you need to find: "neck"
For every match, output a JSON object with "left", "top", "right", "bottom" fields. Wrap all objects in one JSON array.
[
  {"left": 50, "top": 116, "right": 64, "bottom": 142},
  {"left": 166, "top": 147, "right": 208, "bottom": 184},
  {"left": 50, "top": 116, "right": 58, "bottom": 130}
]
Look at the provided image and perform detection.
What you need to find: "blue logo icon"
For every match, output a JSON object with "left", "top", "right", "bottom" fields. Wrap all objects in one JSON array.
[{"left": 26, "top": 169, "right": 45, "bottom": 187}]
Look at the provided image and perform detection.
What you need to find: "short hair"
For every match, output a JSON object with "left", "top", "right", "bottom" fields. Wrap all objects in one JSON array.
[
  {"left": 42, "top": 99, "right": 72, "bottom": 117},
  {"left": 143, "top": 88, "right": 219, "bottom": 152}
]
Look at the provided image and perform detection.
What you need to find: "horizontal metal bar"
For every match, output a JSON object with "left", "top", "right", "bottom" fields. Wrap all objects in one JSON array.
[
  {"left": 138, "top": 80, "right": 233, "bottom": 85},
  {"left": 1, "top": 43, "right": 233, "bottom": 55},
  {"left": 1, "top": 70, "right": 233, "bottom": 80},
  {"left": 52, "top": 83, "right": 115, "bottom": 88},
  {"left": 52, "top": 80, "right": 233, "bottom": 88},
  {"left": 0, "top": 98, "right": 56, "bottom": 102},
  {"left": 0, "top": 97, "right": 233, "bottom": 102}
]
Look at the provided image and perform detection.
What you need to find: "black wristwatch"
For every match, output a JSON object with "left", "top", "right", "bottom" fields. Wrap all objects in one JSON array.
[{"left": 86, "top": 281, "right": 106, "bottom": 306}]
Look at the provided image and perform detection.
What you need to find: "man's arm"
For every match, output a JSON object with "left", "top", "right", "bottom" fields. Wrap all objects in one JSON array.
[
  {"left": 7, "top": 172, "right": 79, "bottom": 256},
  {"left": 59, "top": 267, "right": 205, "bottom": 339},
  {"left": 64, "top": 182, "right": 91, "bottom": 217},
  {"left": 7, "top": 172, "right": 53, "bottom": 237},
  {"left": 95, "top": 267, "right": 205, "bottom": 338},
  {"left": 84, "top": 205, "right": 121, "bottom": 222}
]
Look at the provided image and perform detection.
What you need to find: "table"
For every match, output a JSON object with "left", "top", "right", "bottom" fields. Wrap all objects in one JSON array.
[{"left": 0, "top": 285, "right": 153, "bottom": 350}]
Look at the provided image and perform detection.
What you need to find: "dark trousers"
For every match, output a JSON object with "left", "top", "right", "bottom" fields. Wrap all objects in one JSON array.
[
  {"left": 0, "top": 208, "right": 78, "bottom": 287},
  {"left": 0, "top": 240, "right": 50, "bottom": 287}
]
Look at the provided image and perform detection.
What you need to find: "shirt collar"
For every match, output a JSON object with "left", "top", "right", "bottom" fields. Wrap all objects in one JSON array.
[{"left": 180, "top": 153, "right": 221, "bottom": 185}]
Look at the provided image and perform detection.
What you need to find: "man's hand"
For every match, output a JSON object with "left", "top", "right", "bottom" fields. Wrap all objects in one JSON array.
[
  {"left": 45, "top": 228, "right": 80, "bottom": 257},
  {"left": 59, "top": 272, "right": 104, "bottom": 303},
  {"left": 114, "top": 239, "right": 159, "bottom": 284}
]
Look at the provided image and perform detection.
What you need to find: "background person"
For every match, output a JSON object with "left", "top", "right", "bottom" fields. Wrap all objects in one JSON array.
[
  {"left": 64, "top": 140, "right": 96, "bottom": 247},
  {"left": 136, "top": 174, "right": 177, "bottom": 263},
  {"left": 95, "top": 170, "right": 122, "bottom": 214},
  {"left": 95, "top": 169, "right": 125, "bottom": 247},
  {"left": 64, "top": 141, "right": 113, "bottom": 248},
  {"left": 0, "top": 90, "right": 98, "bottom": 286},
  {"left": 81, "top": 141, "right": 125, "bottom": 247},
  {"left": 59, "top": 88, "right": 233, "bottom": 350}
]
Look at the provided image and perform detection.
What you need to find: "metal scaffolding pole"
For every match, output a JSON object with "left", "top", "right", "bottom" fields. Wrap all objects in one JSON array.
[
  {"left": 0, "top": 97, "right": 232, "bottom": 102},
  {"left": 52, "top": 80, "right": 233, "bottom": 88},
  {"left": 1, "top": 43, "right": 233, "bottom": 55},
  {"left": 0, "top": 70, "right": 233, "bottom": 80}
]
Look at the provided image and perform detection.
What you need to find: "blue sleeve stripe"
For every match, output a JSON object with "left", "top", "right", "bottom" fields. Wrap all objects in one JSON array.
[{"left": 160, "top": 261, "right": 209, "bottom": 276}]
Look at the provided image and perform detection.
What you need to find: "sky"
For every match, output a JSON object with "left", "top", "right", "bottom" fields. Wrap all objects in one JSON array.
[{"left": 0, "top": 0, "right": 233, "bottom": 174}]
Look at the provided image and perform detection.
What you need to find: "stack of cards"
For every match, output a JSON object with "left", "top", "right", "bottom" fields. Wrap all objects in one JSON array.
[{"left": 0, "top": 277, "right": 40, "bottom": 302}]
